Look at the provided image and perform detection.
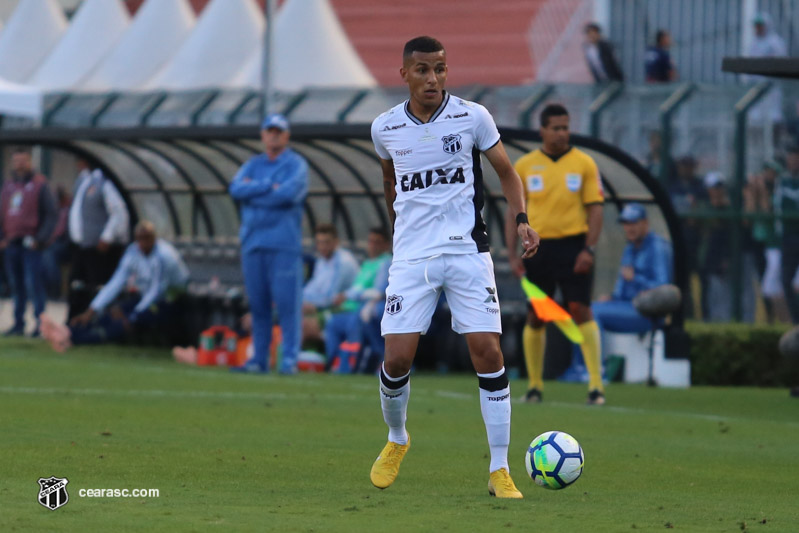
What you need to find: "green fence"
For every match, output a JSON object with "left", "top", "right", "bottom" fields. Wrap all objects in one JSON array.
[{"left": 5, "top": 80, "right": 799, "bottom": 322}]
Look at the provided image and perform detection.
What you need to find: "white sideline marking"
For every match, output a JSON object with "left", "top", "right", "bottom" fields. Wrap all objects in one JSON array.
[
  {"left": 542, "top": 400, "right": 799, "bottom": 428},
  {"left": 434, "top": 390, "right": 473, "bottom": 400},
  {"left": 0, "top": 386, "right": 359, "bottom": 402},
  {"left": 0, "top": 385, "right": 795, "bottom": 428}
]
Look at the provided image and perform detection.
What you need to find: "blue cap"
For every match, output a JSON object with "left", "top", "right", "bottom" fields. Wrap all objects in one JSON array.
[
  {"left": 704, "top": 171, "right": 725, "bottom": 189},
  {"left": 261, "top": 113, "right": 289, "bottom": 132},
  {"left": 618, "top": 203, "right": 647, "bottom": 223}
]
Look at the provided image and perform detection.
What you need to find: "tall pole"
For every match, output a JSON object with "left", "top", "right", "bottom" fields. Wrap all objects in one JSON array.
[{"left": 262, "top": 0, "right": 276, "bottom": 119}]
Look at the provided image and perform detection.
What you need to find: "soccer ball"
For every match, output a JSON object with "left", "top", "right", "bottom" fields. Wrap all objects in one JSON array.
[{"left": 524, "top": 431, "right": 584, "bottom": 490}]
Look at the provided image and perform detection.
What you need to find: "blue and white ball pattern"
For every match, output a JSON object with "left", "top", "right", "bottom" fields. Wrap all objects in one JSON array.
[{"left": 525, "top": 431, "right": 584, "bottom": 490}]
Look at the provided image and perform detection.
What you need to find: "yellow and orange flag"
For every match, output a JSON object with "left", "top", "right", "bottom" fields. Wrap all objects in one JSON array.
[{"left": 520, "top": 277, "right": 584, "bottom": 344}]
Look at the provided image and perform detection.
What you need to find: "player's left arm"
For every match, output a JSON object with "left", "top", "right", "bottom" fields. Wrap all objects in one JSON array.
[
  {"left": 574, "top": 156, "right": 604, "bottom": 274},
  {"left": 574, "top": 204, "right": 603, "bottom": 274},
  {"left": 484, "top": 141, "right": 539, "bottom": 258}
]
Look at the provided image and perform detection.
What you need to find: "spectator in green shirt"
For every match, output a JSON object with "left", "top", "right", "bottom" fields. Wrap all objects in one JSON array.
[
  {"left": 325, "top": 227, "right": 392, "bottom": 373},
  {"left": 776, "top": 144, "right": 799, "bottom": 323}
]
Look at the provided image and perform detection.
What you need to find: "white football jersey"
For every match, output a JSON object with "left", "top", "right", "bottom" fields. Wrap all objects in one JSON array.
[{"left": 371, "top": 92, "right": 501, "bottom": 261}]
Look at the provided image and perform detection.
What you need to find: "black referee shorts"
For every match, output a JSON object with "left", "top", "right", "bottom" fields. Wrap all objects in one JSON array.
[{"left": 523, "top": 234, "right": 593, "bottom": 306}]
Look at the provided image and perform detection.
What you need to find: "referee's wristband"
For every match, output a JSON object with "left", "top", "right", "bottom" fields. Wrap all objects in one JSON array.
[{"left": 515, "top": 212, "right": 529, "bottom": 226}]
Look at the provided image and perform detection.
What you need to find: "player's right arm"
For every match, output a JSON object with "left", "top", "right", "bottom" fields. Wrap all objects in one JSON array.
[
  {"left": 379, "top": 158, "right": 397, "bottom": 232},
  {"left": 371, "top": 114, "right": 397, "bottom": 233}
]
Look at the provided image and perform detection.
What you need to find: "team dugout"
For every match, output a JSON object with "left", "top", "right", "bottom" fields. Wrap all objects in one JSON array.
[{"left": 0, "top": 119, "right": 685, "bottom": 332}]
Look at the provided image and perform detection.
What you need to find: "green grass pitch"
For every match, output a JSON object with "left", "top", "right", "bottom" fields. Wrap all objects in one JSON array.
[{"left": 1, "top": 338, "right": 798, "bottom": 532}]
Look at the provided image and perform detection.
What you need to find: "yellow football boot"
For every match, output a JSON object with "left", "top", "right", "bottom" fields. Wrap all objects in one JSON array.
[
  {"left": 370, "top": 434, "right": 410, "bottom": 489},
  {"left": 488, "top": 468, "right": 523, "bottom": 499}
]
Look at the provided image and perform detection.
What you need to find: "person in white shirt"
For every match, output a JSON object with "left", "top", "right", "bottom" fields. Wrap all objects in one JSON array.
[
  {"left": 67, "top": 158, "right": 130, "bottom": 320},
  {"left": 583, "top": 23, "right": 624, "bottom": 83},
  {"left": 746, "top": 13, "right": 787, "bottom": 125},
  {"left": 367, "top": 36, "right": 539, "bottom": 499},
  {"left": 41, "top": 221, "right": 188, "bottom": 352},
  {"left": 301, "top": 223, "right": 359, "bottom": 348}
]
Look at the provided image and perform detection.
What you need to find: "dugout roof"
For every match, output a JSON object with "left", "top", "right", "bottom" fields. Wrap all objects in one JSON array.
[{"left": 0, "top": 123, "right": 687, "bottom": 316}]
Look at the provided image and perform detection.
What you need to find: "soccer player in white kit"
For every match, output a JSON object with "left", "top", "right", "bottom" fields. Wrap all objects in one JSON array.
[{"left": 369, "top": 36, "right": 540, "bottom": 498}]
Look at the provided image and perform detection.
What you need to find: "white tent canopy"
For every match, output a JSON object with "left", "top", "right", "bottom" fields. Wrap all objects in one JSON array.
[
  {"left": 237, "top": 0, "right": 377, "bottom": 91},
  {"left": 0, "top": 76, "right": 42, "bottom": 118},
  {"left": 0, "top": 0, "right": 66, "bottom": 83},
  {"left": 81, "top": 0, "right": 196, "bottom": 91},
  {"left": 27, "top": 0, "right": 129, "bottom": 91},
  {"left": 147, "top": 0, "right": 264, "bottom": 91}
]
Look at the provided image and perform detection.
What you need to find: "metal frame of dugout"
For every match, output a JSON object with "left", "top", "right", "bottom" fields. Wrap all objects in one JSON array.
[{"left": 0, "top": 124, "right": 687, "bottom": 332}]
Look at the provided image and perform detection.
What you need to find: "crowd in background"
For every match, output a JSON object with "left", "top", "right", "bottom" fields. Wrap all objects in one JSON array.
[
  {"left": 1, "top": 13, "right": 798, "bottom": 376},
  {"left": 639, "top": 135, "right": 799, "bottom": 325},
  {"left": 581, "top": 14, "right": 799, "bottom": 324}
]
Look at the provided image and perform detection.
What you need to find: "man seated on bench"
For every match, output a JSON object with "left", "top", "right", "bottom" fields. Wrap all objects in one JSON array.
[
  {"left": 41, "top": 221, "right": 189, "bottom": 352},
  {"left": 324, "top": 226, "right": 392, "bottom": 373},
  {"left": 593, "top": 203, "right": 672, "bottom": 334}
]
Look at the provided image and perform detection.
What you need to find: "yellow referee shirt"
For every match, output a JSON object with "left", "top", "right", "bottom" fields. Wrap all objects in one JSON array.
[{"left": 514, "top": 146, "right": 604, "bottom": 239}]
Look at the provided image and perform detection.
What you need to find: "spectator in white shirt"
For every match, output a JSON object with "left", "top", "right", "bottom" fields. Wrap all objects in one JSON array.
[
  {"left": 66, "top": 159, "right": 130, "bottom": 320},
  {"left": 583, "top": 23, "right": 624, "bottom": 83},
  {"left": 41, "top": 221, "right": 188, "bottom": 352},
  {"left": 301, "top": 223, "right": 359, "bottom": 349}
]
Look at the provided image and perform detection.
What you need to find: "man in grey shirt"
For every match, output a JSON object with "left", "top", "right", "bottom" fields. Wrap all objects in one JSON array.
[{"left": 66, "top": 158, "right": 130, "bottom": 320}]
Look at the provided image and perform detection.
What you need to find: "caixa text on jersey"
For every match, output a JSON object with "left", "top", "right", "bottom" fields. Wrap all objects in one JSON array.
[{"left": 400, "top": 167, "right": 466, "bottom": 192}]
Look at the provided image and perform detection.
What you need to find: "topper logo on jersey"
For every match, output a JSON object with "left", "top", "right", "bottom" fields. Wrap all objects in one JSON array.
[
  {"left": 442, "top": 134, "right": 462, "bottom": 154},
  {"left": 399, "top": 167, "right": 466, "bottom": 192}
]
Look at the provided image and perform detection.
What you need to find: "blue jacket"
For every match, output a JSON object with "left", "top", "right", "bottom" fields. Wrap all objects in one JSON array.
[
  {"left": 230, "top": 149, "right": 308, "bottom": 254},
  {"left": 612, "top": 232, "right": 672, "bottom": 301}
]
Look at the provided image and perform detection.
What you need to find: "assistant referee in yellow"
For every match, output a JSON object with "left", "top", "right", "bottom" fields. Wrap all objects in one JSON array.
[{"left": 505, "top": 103, "right": 605, "bottom": 405}]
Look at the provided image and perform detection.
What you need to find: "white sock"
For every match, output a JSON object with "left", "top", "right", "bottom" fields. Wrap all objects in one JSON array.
[
  {"left": 477, "top": 367, "right": 511, "bottom": 473},
  {"left": 379, "top": 364, "right": 410, "bottom": 445}
]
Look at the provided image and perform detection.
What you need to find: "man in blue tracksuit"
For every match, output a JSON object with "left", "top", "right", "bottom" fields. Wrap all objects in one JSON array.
[
  {"left": 230, "top": 114, "right": 308, "bottom": 374},
  {"left": 562, "top": 203, "right": 672, "bottom": 381},
  {"left": 592, "top": 203, "right": 672, "bottom": 333}
]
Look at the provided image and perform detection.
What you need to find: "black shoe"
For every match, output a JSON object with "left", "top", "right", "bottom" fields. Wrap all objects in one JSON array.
[
  {"left": 790, "top": 387, "right": 799, "bottom": 398},
  {"left": 3, "top": 325, "right": 24, "bottom": 337},
  {"left": 521, "top": 388, "right": 542, "bottom": 403},
  {"left": 587, "top": 389, "right": 606, "bottom": 406},
  {"left": 30, "top": 327, "right": 41, "bottom": 339}
]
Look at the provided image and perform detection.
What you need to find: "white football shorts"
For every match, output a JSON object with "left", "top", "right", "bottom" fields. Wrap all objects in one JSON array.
[{"left": 381, "top": 252, "right": 502, "bottom": 336}]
